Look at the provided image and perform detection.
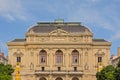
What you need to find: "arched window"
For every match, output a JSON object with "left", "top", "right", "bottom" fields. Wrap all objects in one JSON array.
[
  {"left": 39, "top": 50, "right": 47, "bottom": 63},
  {"left": 55, "top": 77, "right": 63, "bottom": 80},
  {"left": 39, "top": 77, "right": 46, "bottom": 80},
  {"left": 56, "top": 50, "right": 63, "bottom": 63},
  {"left": 72, "top": 50, "right": 79, "bottom": 63},
  {"left": 72, "top": 77, "right": 79, "bottom": 80}
]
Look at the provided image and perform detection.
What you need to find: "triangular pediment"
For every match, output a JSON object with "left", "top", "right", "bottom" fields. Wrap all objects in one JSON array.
[{"left": 49, "top": 29, "right": 69, "bottom": 35}]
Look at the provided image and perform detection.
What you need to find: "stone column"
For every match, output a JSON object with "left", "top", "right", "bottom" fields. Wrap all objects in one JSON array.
[{"left": 65, "top": 49, "right": 69, "bottom": 71}]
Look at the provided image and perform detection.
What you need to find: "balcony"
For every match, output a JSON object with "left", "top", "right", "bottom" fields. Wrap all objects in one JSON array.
[
  {"left": 68, "top": 70, "right": 83, "bottom": 74},
  {"left": 35, "top": 70, "right": 50, "bottom": 75},
  {"left": 35, "top": 70, "right": 83, "bottom": 75}
]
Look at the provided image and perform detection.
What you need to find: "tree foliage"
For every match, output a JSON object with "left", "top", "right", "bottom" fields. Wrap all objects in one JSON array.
[
  {"left": 96, "top": 59, "right": 120, "bottom": 80},
  {"left": 96, "top": 65, "right": 115, "bottom": 80},
  {"left": 114, "top": 60, "right": 120, "bottom": 80},
  {"left": 0, "top": 63, "right": 14, "bottom": 80}
]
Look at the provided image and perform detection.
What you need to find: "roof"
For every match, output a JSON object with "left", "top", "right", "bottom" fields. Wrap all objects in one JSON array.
[
  {"left": 111, "top": 56, "right": 120, "bottom": 61},
  {"left": 93, "top": 39, "right": 108, "bottom": 42},
  {"left": 11, "top": 39, "right": 26, "bottom": 42},
  {"left": 27, "top": 22, "right": 91, "bottom": 33}
]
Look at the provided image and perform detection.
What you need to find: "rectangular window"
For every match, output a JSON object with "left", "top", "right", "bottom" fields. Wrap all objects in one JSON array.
[
  {"left": 98, "top": 57, "right": 102, "bottom": 62},
  {"left": 41, "top": 67, "right": 45, "bottom": 71},
  {"left": 74, "top": 67, "right": 77, "bottom": 71},
  {"left": 58, "top": 67, "right": 61, "bottom": 71},
  {"left": 17, "top": 57, "right": 21, "bottom": 62}
]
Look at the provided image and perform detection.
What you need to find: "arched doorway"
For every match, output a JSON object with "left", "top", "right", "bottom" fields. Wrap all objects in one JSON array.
[
  {"left": 55, "top": 77, "right": 63, "bottom": 80},
  {"left": 72, "top": 77, "right": 79, "bottom": 80},
  {"left": 39, "top": 77, "right": 46, "bottom": 80}
]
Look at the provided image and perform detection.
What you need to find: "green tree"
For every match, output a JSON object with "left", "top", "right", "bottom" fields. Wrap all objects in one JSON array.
[
  {"left": 0, "top": 63, "right": 14, "bottom": 80},
  {"left": 96, "top": 65, "right": 115, "bottom": 80},
  {"left": 114, "top": 59, "right": 120, "bottom": 80},
  {"left": 117, "top": 59, "right": 120, "bottom": 67}
]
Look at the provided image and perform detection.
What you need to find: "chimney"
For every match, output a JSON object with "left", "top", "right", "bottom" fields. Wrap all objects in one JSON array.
[{"left": 118, "top": 47, "right": 120, "bottom": 57}]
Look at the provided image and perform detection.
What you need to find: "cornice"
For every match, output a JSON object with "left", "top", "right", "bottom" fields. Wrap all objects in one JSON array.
[
  {"left": 92, "top": 42, "right": 111, "bottom": 46},
  {"left": 7, "top": 42, "right": 26, "bottom": 46},
  {"left": 25, "top": 42, "right": 93, "bottom": 45},
  {"left": 26, "top": 32, "right": 93, "bottom": 37},
  {"left": 7, "top": 42, "right": 111, "bottom": 48}
]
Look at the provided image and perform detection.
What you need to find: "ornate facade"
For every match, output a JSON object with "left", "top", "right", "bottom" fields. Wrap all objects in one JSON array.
[{"left": 7, "top": 20, "right": 111, "bottom": 80}]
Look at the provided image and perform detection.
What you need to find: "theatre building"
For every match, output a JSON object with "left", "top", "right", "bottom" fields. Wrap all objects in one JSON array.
[{"left": 7, "top": 20, "right": 111, "bottom": 80}]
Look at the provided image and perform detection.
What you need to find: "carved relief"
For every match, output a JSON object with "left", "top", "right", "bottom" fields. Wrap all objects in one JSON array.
[
  {"left": 13, "top": 49, "right": 23, "bottom": 57},
  {"left": 83, "top": 29, "right": 93, "bottom": 35},
  {"left": 49, "top": 29, "right": 69, "bottom": 36},
  {"left": 95, "top": 49, "right": 105, "bottom": 56},
  {"left": 52, "top": 36, "right": 66, "bottom": 41},
  {"left": 30, "top": 37, "right": 34, "bottom": 41},
  {"left": 29, "top": 29, "right": 34, "bottom": 34},
  {"left": 30, "top": 62, "right": 34, "bottom": 70},
  {"left": 84, "top": 63, "right": 89, "bottom": 70},
  {"left": 36, "top": 37, "right": 50, "bottom": 42},
  {"left": 68, "top": 37, "right": 82, "bottom": 42}
]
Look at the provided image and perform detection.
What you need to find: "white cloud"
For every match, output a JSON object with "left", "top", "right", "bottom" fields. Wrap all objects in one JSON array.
[
  {"left": 0, "top": 0, "right": 27, "bottom": 21},
  {"left": 0, "top": 0, "right": 119, "bottom": 41},
  {"left": 64, "top": 0, "right": 120, "bottom": 41}
]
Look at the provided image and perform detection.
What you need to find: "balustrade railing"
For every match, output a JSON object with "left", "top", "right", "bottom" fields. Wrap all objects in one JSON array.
[{"left": 35, "top": 70, "right": 83, "bottom": 74}]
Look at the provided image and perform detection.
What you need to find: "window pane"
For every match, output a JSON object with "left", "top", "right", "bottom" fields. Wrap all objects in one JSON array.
[
  {"left": 72, "top": 50, "right": 79, "bottom": 64},
  {"left": 57, "top": 56, "right": 62, "bottom": 63},
  {"left": 56, "top": 50, "right": 63, "bottom": 64},
  {"left": 98, "top": 57, "right": 102, "bottom": 62},
  {"left": 73, "top": 56, "right": 78, "bottom": 63},
  {"left": 41, "top": 56, "right": 46, "bottom": 63},
  {"left": 17, "top": 57, "right": 21, "bottom": 62}
]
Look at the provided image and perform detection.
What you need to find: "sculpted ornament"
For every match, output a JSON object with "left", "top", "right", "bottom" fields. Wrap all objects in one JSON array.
[
  {"left": 49, "top": 29, "right": 69, "bottom": 36},
  {"left": 13, "top": 49, "right": 23, "bottom": 57},
  {"left": 95, "top": 49, "right": 105, "bottom": 56}
]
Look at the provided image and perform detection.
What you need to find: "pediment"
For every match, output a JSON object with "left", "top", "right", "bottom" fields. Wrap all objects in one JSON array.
[
  {"left": 13, "top": 50, "right": 23, "bottom": 57},
  {"left": 95, "top": 50, "right": 105, "bottom": 56},
  {"left": 49, "top": 29, "right": 69, "bottom": 35}
]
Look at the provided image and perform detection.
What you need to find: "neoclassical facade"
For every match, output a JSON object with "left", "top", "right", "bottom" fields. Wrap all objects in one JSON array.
[{"left": 7, "top": 20, "right": 111, "bottom": 80}]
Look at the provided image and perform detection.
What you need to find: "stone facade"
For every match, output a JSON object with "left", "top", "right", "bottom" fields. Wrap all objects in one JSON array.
[{"left": 7, "top": 20, "right": 111, "bottom": 80}]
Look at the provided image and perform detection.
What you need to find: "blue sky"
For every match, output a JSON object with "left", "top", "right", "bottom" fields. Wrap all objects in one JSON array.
[{"left": 0, "top": 0, "right": 120, "bottom": 55}]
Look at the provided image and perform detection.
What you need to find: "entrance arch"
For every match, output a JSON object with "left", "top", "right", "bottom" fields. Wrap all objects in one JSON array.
[
  {"left": 39, "top": 77, "right": 46, "bottom": 80},
  {"left": 72, "top": 77, "right": 79, "bottom": 80},
  {"left": 55, "top": 77, "right": 63, "bottom": 80}
]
